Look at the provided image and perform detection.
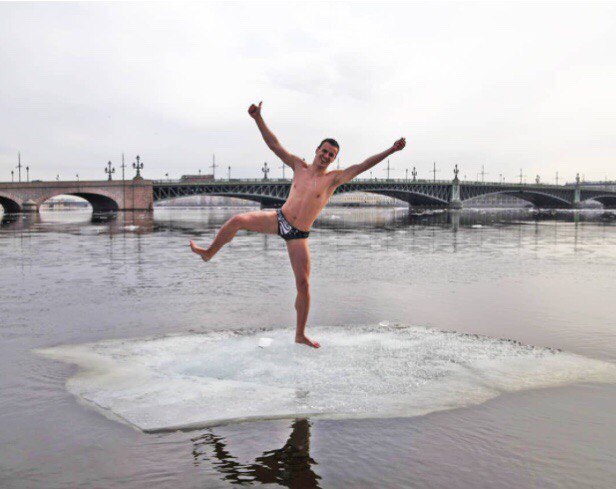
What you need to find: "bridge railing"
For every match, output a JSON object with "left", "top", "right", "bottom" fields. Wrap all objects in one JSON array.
[{"left": 152, "top": 178, "right": 457, "bottom": 185}]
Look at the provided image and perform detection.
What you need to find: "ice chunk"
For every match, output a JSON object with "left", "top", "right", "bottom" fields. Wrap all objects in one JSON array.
[{"left": 36, "top": 326, "right": 616, "bottom": 432}]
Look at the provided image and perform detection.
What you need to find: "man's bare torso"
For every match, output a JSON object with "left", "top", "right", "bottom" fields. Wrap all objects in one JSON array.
[{"left": 281, "top": 162, "right": 339, "bottom": 232}]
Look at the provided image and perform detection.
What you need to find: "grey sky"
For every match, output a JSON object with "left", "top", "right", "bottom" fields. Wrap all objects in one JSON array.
[{"left": 1, "top": 2, "right": 615, "bottom": 183}]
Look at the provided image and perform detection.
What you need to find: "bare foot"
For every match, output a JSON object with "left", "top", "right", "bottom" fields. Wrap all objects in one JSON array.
[
  {"left": 295, "top": 335, "right": 321, "bottom": 349},
  {"left": 189, "top": 240, "right": 213, "bottom": 262}
]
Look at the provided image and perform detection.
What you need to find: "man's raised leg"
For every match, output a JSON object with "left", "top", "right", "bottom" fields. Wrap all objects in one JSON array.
[
  {"left": 286, "top": 239, "right": 320, "bottom": 348},
  {"left": 190, "top": 210, "right": 277, "bottom": 261}
]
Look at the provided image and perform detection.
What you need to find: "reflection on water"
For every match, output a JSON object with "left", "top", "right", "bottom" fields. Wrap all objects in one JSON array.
[
  {"left": 193, "top": 419, "right": 320, "bottom": 488},
  {"left": 0, "top": 210, "right": 155, "bottom": 234},
  {"left": 2, "top": 207, "right": 615, "bottom": 235}
]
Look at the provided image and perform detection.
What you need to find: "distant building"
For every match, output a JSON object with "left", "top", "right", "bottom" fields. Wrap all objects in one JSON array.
[
  {"left": 464, "top": 193, "right": 530, "bottom": 208},
  {"left": 157, "top": 195, "right": 256, "bottom": 207},
  {"left": 329, "top": 192, "right": 400, "bottom": 207},
  {"left": 41, "top": 196, "right": 90, "bottom": 209}
]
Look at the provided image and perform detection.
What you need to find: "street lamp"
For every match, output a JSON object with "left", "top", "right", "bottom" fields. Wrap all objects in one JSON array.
[
  {"left": 105, "top": 161, "right": 115, "bottom": 181},
  {"left": 76, "top": 173, "right": 79, "bottom": 182},
  {"left": 132, "top": 155, "right": 143, "bottom": 178},
  {"left": 26, "top": 166, "right": 30, "bottom": 182},
  {"left": 261, "top": 162, "right": 270, "bottom": 180},
  {"left": 11, "top": 170, "right": 14, "bottom": 182}
]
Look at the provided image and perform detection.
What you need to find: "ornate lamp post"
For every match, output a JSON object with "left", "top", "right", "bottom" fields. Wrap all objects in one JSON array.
[
  {"left": 76, "top": 173, "right": 79, "bottom": 182},
  {"left": 133, "top": 155, "right": 144, "bottom": 178},
  {"left": 26, "top": 166, "right": 29, "bottom": 182},
  {"left": 228, "top": 165, "right": 231, "bottom": 181},
  {"left": 105, "top": 161, "right": 115, "bottom": 181},
  {"left": 411, "top": 166, "right": 417, "bottom": 182},
  {"left": 56, "top": 174, "right": 60, "bottom": 181},
  {"left": 262, "top": 161, "right": 270, "bottom": 180},
  {"left": 11, "top": 170, "right": 14, "bottom": 182}
]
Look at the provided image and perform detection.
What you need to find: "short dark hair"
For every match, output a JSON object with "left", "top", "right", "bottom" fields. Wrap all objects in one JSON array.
[{"left": 318, "top": 138, "right": 339, "bottom": 152}]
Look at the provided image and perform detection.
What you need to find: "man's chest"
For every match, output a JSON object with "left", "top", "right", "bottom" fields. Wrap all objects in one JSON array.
[{"left": 291, "top": 173, "right": 334, "bottom": 201}]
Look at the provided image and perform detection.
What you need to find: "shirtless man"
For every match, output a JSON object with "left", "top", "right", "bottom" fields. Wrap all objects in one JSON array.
[{"left": 190, "top": 101, "right": 406, "bottom": 348}]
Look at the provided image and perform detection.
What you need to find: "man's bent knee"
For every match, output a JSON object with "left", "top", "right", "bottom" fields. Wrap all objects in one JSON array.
[{"left": 229, "top": 215, "right": 247, "bottom": 230}]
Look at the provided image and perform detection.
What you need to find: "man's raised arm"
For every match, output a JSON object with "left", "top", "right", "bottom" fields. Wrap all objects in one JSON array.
[
  {"left": 333, "top": 137, "right": 406, "bottom": 186},
  {"left": 248, "top": 101, "right": 302, "bottom": 170}
]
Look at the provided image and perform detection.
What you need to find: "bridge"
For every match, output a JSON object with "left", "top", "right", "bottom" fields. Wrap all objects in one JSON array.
[{"left": 2, "top": 175, "right": 616, "bottom": 213}]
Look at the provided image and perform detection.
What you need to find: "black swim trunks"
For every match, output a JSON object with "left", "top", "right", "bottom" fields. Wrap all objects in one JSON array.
[{"left": 276, "top": 209, "right": 310, "bottom": 241}]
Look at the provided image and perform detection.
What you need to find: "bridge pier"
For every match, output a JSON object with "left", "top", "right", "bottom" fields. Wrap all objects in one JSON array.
[
  {"left": 22, "top": 200, "right": 38, "bottom": 213},
  {"left": 450, "top": 172, "right": 462, "bottom": 209}
]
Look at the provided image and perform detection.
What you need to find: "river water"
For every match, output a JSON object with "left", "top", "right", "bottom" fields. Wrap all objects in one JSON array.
[{"left": 1, "top": 206, "right": 615, "bottom": 488}]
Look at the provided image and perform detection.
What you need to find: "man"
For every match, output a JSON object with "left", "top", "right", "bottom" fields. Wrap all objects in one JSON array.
[{"left": 190, "top": 101, "right": 406, "bottom": 348}]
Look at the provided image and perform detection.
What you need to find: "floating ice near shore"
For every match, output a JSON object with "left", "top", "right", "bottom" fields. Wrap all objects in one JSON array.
[{"left": 36, "top": 326, "right": 616, "bottom": 432}]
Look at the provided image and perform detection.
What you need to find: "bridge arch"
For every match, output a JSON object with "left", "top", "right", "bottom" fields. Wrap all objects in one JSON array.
[
  {"left": 584, "top": 195, "right": 616, "bottom": 209},
  {"left": 155, "top": 191, "right": 285, "bottom": 207},
  {"left": 335, "top": 186, "right": 449, "bottom": 207},
  {"left": 362, "top": 189, "right": 447, "bottom": 207},
  {"left": 0, "top": 194, "right": 21, "bottom": 213},
  {"left": 467, "top": 190, "right": 572, "bottom": 208},
  {"left": 40, "top": 192, "right": 119, "bottom": 213}
]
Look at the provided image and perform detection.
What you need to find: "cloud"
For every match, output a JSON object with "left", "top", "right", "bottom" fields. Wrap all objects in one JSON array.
[{"left": 1, "top": 2, "right": 615, "bottom": 182}]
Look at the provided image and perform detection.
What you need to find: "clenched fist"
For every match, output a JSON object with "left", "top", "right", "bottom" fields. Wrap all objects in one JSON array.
[
  {"left": 392, "top": 137, "right": 406, "bottom": 152},
  {"left": 248, "top": 101, "right": 263, "bottom": 119}
]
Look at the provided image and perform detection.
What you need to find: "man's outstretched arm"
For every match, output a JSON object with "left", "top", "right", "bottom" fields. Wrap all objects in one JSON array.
[
  {"left": 333, "top": 137, "right": 406, "bottom": 186},
  {"left": 248, "top": 101, "right": 303, "bottom": 170}
]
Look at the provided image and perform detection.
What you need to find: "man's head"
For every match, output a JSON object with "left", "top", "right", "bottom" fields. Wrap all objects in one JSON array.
[{"left": 314, "top": 138, "right": 339, "bottom": 169}]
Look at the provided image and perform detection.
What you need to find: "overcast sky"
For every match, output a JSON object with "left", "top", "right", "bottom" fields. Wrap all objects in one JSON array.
[{"left": 1, "top": 1, "right": 615, "bottom": 183}]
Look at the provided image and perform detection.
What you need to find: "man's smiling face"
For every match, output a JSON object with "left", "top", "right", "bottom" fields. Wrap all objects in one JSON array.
[{"left": 315, "top": 142, "right": 339, "bottom": 169}]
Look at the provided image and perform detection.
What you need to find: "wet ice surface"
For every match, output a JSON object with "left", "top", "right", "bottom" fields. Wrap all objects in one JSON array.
[{"left": 37, "top": 325, "right": 616, "bottom": 432}]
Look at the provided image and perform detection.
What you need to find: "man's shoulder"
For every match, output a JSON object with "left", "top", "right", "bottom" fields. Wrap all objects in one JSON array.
[{"left": 327, "top": 169, "right": 345, "bottom": 185}]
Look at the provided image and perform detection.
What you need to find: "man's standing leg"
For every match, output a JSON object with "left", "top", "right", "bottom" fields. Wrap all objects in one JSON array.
[
  {"left": 286, "top": 239, "right": 320, "bottom": 348},
  {"left": 190, "top": 210, "right": 277, "bottom": 261}
]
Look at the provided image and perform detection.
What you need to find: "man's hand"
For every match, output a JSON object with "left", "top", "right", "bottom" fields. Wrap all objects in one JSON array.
[
  {"left": 392, "top": 137, "right": 406, "bottom": 152},
  {"left": 248, "top": 101, "right": 263, "bottom": 119}
]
